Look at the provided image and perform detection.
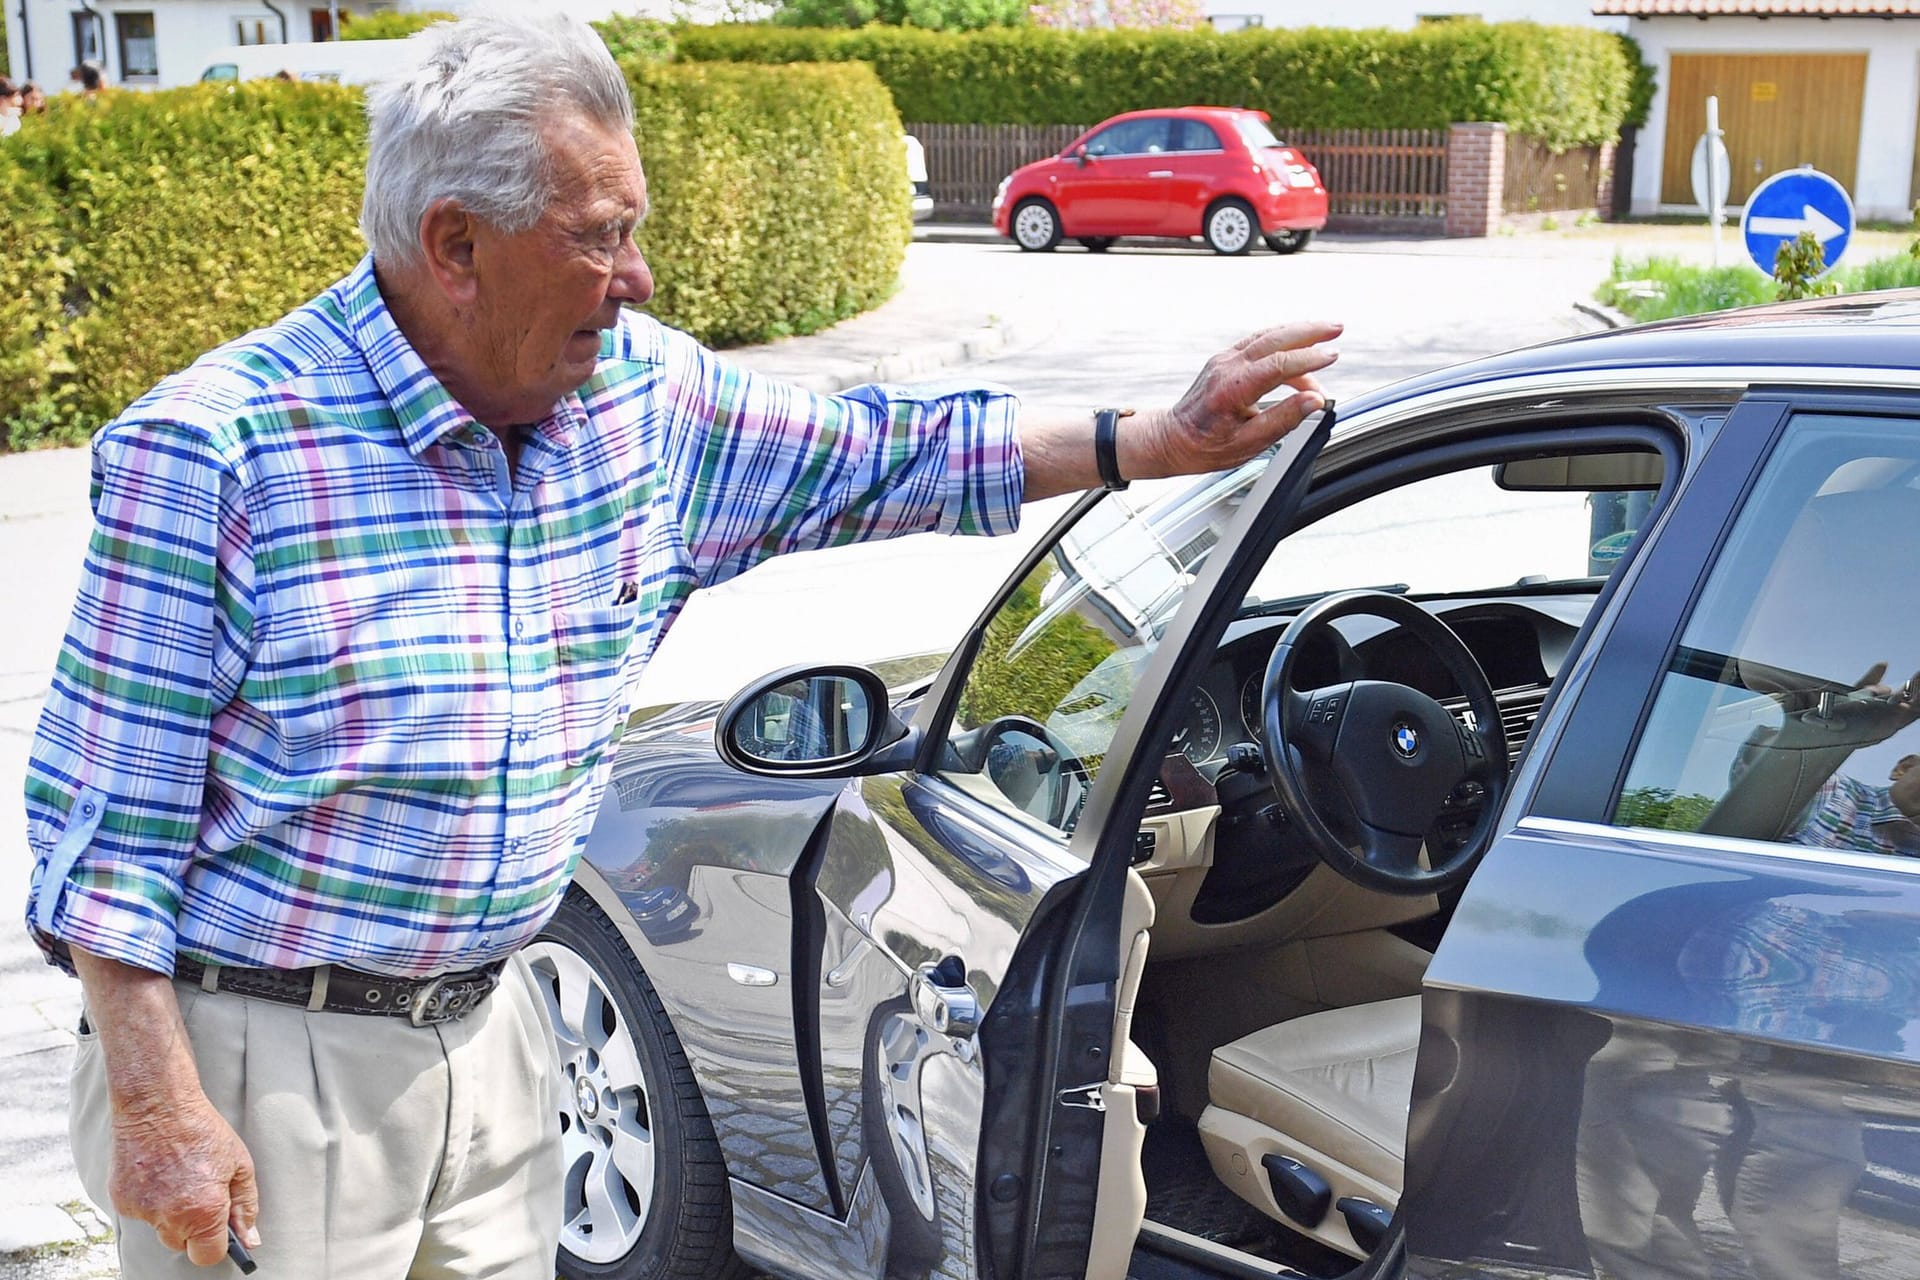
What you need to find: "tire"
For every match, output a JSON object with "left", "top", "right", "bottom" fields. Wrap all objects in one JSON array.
[
  {"left": 1077, "top": 236, "right": 1115, "bottom": 252},
  {"left": 1264, "top": 228, "right": 1315, "bottom": 254},
  {"left": 530, "top": 889, "right": 749, "bottom": 1280},
  {"left": 1011, "top": 198, "right": 1061, "bottom": 252},
  {"left": 1203, "top": 199, "right": 1257, "bottom": 255},
  {"left": 863, "top": 997, "right": 946, "bottom": 1270}
]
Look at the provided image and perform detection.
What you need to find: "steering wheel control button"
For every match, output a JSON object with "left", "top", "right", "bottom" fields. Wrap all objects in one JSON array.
[
  {"left": 1392, "top": 723, "right": 1421, "bottom": 759},
  {"left": 1308, "top": 694, "right": 1345, "bottom": 724},
  {"left": 1457, "top": 724, "right": 1483, "bottom": 758}
]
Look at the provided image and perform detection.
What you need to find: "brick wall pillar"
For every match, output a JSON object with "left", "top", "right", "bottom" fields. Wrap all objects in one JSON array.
[
  {"left": 1595, "top": 137, "right": 1619, "bottom": 220},
  {"left": 1444, "top": 122, "right": 1506, "bottom": 238}
]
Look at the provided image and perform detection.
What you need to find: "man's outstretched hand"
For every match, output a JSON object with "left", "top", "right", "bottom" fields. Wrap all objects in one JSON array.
[{"left": 1018, "top": 320, "right": 1341, "bottom": 502}]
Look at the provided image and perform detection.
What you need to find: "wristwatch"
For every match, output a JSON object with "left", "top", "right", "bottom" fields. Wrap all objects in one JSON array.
[{"left": 1094, "top": 407, "right": 1134, "bottom": 491}]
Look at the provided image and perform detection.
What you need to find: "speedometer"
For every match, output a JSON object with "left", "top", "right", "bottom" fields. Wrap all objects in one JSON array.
[
  {"left": 1240, "top": 673, "right": 1264, "bottom": 743},
  {"left": 1172, "top": 689, "right": 1222, "bottom": 764}
]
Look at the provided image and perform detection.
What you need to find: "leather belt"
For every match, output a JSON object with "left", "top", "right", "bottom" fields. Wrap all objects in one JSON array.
[{"left": 174, "top": 957, "right": 506, "bottom": 1026}]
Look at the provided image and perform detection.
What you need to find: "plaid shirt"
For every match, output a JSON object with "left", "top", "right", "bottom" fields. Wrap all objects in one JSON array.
[
  {"left": 25, "top": 256, "right": 1021, "bottom": 979},
  {"left": 1793, "top": 774, "right": 1920, "bottom": 857}
]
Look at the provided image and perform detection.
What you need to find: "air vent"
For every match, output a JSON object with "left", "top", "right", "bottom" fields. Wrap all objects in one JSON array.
[{"left": 1446, "top": 686, "right": 1548, "bottom": 765}]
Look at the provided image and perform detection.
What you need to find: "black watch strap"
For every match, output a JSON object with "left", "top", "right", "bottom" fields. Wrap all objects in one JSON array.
[{"left": 1094, "top": 408, "right": 1131, "bottom": 491}]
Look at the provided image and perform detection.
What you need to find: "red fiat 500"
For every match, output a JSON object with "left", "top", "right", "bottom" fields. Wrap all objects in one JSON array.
[{"left": 991, "top": 106, "right": 1328, "bottom": 255}]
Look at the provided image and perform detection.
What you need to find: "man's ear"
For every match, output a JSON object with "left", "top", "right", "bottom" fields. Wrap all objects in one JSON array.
[{"left": 417, "top": 199, "right": 479, "bottom": 305}]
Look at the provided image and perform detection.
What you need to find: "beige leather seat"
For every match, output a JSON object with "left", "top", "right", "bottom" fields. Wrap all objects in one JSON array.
[{"left": 1197, "top": 996, "right": 1420, "bottom": 1258}]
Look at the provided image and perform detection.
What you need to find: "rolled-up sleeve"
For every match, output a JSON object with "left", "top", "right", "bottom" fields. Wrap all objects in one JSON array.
[
  {"left": 654, "top": 326, "right": 1024, "bottom": 587},
  {"left": 23, "top": 421, "right": 255, "bottom": 975}
]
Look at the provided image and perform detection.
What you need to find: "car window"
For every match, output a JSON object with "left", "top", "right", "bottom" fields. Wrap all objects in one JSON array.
[
  {"left": 1247, "top": 465, "right": 1636, "bottom": 604},
  {"left": 939, "top": 471, "right": 1257, "bottom": 834},
  {"left": 1234, "top": 116, "right": 1283, "bottom": 151},
  {"left": 1615, "top": 413, "right": 1920, "bottom": 859},
  {"left": 1170, "top": 119, "right": 1224, "bottom": 152},
  {"left": 937, "top": 439, "right": 1655, "bottom": 834},
  {"left": 1086, "top": 118, "right": 1173, "bottom": 157}
]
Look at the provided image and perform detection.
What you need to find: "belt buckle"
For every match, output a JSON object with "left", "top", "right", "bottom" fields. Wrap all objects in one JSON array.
[{"left": 408, "top": 975, "right": 448, "bottom": 1027}]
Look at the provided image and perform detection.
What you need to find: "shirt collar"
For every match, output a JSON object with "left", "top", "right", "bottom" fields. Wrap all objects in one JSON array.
[{"left": 340, "top": 256, "right": 480, "bottom": 457}]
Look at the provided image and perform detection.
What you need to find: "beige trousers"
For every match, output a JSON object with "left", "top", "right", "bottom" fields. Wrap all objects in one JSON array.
[{"left": 70, "top": 955, "right": 565, "bottom": 1280}]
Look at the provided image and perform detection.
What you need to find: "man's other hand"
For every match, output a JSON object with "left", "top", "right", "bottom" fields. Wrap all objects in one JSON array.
[{"left": 112, "top": 1094, "right": 260, "bottom": 1265}]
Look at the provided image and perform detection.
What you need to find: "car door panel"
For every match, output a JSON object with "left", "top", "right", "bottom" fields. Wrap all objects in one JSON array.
[
  {"left": 577, "top": 742, "right": 846, "bottom": 1216},
  {"left": 801, "top": 772, "right": 1080, "bottom": 1279},
  {"left": 1409, "top": 822, "right": 1920, "bottom": 1277}
]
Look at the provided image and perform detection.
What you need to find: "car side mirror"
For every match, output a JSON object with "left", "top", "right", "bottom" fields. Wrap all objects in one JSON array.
[
  {"left": 1073, "top": 144, "right": 1091, "bottom": 167},
  {"left": 716, "top": 663, "right": 917, "bottom": 778}
]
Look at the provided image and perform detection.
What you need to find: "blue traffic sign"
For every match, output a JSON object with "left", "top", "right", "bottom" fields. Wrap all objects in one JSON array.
[{"left": 1741, "top": 167, "right": 1854, "bottom": 278}]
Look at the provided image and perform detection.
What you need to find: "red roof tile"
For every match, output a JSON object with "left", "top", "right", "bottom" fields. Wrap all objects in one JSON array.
[{"left": 1595, "top": 0, "right": 1920, "bottom": 13}]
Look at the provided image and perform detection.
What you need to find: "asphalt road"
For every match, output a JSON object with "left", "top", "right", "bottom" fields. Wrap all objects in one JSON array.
[{"left": 0, "top": 232, "right": 1607, "bottom": 1277}]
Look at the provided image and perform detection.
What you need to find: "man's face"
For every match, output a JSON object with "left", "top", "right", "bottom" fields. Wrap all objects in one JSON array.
[
  {"left": 1890, "top": 754, "right": 1920, "bottom": 819},
  {"left": 466, "top": 112, "right": 653, "bottom": 424}
]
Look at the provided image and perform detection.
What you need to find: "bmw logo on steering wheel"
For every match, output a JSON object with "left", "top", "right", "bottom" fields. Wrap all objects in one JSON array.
[{"left": 1392, "top": 723, "right": 1421, "bottom": 759}]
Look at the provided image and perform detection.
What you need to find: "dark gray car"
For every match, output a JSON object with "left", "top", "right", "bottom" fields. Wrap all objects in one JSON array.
[{"left": 530, "top": 291, "right": 1920, "bottom": 1280}]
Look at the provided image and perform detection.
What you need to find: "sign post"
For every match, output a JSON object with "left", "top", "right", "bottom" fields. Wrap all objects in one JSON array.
[
  {"left": 1690, "top": 96, "right": 1730, "bottom": 267},
  {"left": 1739, "top": 167, "right": 1854, "bottom": 278}
]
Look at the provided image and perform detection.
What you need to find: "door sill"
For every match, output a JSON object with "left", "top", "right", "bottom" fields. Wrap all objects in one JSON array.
[{"left": 1134, "top": 1220, "right": 1308, "bottom": 1279}]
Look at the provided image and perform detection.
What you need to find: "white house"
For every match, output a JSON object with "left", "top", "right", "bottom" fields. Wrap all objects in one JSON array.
[
  {"left": 1600, "top": 0, "right": 1920, "bottom": 222},
  {"left": 1206, "top": 0, "right": 1624, "bottom": 33},
  {"left": 3, "top": 0, "right": 701, "bottom": 91}
]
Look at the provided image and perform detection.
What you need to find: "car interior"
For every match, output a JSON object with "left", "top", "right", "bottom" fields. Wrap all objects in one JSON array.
[{"left": 938, "top": 436, "right": 1676, "bottom": 1277}]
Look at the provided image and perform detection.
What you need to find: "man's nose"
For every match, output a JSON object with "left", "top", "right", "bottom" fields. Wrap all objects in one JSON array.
[{"left": 612, "top": 237, "right": 653, "bottom": 308}]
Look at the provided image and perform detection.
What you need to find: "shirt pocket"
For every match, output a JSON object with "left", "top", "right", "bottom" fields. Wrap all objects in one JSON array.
[{"left": 554, "top": 603, "right": 641, "bottom": 769}]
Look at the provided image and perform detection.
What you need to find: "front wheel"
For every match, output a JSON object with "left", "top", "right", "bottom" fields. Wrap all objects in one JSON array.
[
  {"left": 1204, "top": 199, "right": 1257, "bottom": 255},
  {"left": 530, "top": 889, "right": 748, "bottom": 1280},
  {"left": 1264, "top": 228, "right": 1315, "bottom": 254},
  {"left": 1011, "top": 198, "right": 1061, "bottom": 252}
]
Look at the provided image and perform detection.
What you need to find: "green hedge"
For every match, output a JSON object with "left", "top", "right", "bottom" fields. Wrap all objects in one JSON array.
[
  {"left": 675, "top": 21, "right": 1636, "bottom": 147},
  {"left": 0, "top": 62, "right": 907, "bottom": 449},
  {"left": 628, "top": 60, "right": 908, "bottom": 346}
]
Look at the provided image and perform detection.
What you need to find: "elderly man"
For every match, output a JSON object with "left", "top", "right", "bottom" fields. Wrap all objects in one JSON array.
[{"left": 24, "top": 12, "right": 1337, "bottom": 1280}]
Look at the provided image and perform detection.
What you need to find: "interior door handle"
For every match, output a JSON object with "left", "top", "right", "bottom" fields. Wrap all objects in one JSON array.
[
  {"left": 1147, "top": 170, "right": 1174, "bottom": 178},
  {"left": 911, "top": 959, "right": 981, "bottom": 1039}
]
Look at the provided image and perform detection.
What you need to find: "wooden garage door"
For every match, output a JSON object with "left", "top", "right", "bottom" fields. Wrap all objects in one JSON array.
[{"left": 1660, "top": 53, "right": 1866, "bottom": 206}]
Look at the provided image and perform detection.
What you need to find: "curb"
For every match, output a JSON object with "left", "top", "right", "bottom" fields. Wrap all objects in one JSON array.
[
  {"left": 1573, "top": 298, "right": 1635, "bottom": 330},
  {"left": 0, "top": 1200, "right": 110, "bottom": 1258},
  {"left": 756, "top": 316, "right": 1023, "bottom": 396}
]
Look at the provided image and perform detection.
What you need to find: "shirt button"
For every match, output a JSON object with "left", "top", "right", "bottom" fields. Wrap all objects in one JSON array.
[{"left": 79, "top": 801, "right": 96, "bottom": 817}]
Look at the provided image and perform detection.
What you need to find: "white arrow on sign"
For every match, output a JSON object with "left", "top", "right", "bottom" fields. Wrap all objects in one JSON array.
[{"left": 1747, "top": 203, "right": 1845, "bottom": 244}]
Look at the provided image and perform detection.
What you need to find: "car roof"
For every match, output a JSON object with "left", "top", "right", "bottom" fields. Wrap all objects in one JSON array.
[
  {"left": 1098, "top": 106, "right": 1265, "bottom": 125},
  {"left": 1345, "top": 288, "right": 1920, "bottom": 419}
]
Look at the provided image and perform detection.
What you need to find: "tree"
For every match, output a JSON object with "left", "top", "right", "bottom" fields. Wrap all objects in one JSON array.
[
  {"left": 1028, "top": 0, "right": 1206, "bottom": 30},
  {"left": 772, "top": 0, "right": 1027, "bottom": 30}
]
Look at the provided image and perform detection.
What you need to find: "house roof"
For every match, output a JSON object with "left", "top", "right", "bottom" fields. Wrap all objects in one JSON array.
[
  {"left": 1593, "top": 0, "right": 1920, "bottom": 12},
  {"left": 1595, "top": 0, "right": 1920, "bottom": 13}
]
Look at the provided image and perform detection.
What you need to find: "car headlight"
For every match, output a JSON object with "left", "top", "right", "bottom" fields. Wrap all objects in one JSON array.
[{"left": 993, "top": 176, "right": 1011, "bottom": 208}]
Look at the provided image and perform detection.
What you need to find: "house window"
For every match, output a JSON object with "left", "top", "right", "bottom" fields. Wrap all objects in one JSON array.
[
  {"left": 233, "top": 16, "right": 276, "bottom": 45},
  {"left": 116, "top": 13, "right": 159, "bottom": 80},
  {"left": 71, "top": 10, "right": 105, "bottom": 69}
]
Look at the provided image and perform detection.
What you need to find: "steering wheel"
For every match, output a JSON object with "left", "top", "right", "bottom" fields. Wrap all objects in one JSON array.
[{"left": 1260, "top": 590, "right": 1509, "bottom": 895}]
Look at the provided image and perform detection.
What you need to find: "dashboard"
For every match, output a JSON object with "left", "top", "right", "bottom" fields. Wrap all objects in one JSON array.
[{"left": 1168, "top": 592, "right": 1592, "bottom": 773}]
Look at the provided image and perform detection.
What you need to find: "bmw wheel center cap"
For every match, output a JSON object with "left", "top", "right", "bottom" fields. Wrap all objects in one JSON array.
[{"left": 1392, "top": 723, "right": 1421, "bottom": 759}]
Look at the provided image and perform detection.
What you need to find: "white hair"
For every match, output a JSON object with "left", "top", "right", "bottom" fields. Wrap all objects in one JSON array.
[{"left": 359, "top": 10, "right": 635, "bottom": 268}]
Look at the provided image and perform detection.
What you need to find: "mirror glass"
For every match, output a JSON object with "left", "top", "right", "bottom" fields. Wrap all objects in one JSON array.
[{"left": 728, "top": 675, "right": 875, "bottom": 765}]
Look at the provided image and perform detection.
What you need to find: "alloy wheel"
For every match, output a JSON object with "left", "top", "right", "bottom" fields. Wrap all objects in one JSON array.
[
  {"left": 1207, "top": 203, "right": 1254, "bottom": 254},
  {"left": 526, "top": 939, "right": 658, "bottom": 1264}
]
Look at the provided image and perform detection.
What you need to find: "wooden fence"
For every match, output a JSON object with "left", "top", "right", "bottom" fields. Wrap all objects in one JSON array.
[
  {"left": 1504, "top": 135, "right": 1611, "bottom": 215},
  {"left": 907, "top": 121, "right": 1449, "bottom": 229}
]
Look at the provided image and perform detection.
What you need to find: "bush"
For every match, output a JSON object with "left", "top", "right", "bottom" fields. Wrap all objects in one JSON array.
[
  {"left": 1, "top": 65, "right": 909, "bottom": 449},
  {"left": 592, "top": 15, "right": 678, "bottom": 63},
  {"left": 340, "top": 11, "right": 456, "bottom": 40},
  {"left": 0, "top": 83, "right": 369, "bottom": 449},
  {"left": 674, "top": 21, "right": 1637, "bottom": 147},
  {"left": 625, "top": 59, "right": 909, "bottom": 346}
]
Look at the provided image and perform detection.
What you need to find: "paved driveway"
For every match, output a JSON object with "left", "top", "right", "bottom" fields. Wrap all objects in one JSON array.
[{"left": 0, "top": 231, "right": 1607, "bottom": 1277}]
